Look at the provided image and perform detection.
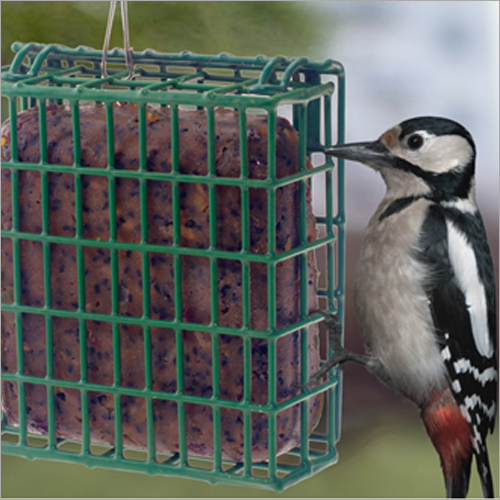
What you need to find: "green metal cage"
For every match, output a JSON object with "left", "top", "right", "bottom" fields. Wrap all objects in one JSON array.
[{"left": 1, "top": 42, "right": 345, "bottom": 491}]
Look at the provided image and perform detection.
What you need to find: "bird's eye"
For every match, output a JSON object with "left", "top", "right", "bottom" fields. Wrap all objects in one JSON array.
[{"left": 407, "top": 134, "right": 424, "bottom": 150}]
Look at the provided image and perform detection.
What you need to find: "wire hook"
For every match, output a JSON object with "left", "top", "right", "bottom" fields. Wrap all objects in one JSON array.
[{"left": 101, "top": 1, "right": 134, "bottom": 79}]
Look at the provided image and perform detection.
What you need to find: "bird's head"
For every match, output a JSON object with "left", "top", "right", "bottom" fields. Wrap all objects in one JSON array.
[{"left": 326, "top": 117, "right": 476, "bottom": 201}]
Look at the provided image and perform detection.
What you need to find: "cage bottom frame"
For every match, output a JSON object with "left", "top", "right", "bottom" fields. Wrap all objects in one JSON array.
[{"left": 1, "top": 380, "right": 341, "bottom": 492}]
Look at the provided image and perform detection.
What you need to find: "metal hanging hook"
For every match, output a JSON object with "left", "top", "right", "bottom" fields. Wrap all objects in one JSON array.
[{"left": 101, "top": 0, "right": 134, "bottom": 79}]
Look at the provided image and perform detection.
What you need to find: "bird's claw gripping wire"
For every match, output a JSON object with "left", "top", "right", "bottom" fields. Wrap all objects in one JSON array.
[{"left": 295, "top": 310, "right": 370, "bottom": 389}]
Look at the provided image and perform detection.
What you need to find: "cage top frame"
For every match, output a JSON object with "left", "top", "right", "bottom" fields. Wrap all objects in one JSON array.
[{"left": 1, "top": 42, "right": 344, "bottom": 110}]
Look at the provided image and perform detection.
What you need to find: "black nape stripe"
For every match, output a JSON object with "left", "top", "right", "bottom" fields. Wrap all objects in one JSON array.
[
  {"left": 379, "top": 195, "right": 427, "bottom": 221},
  {"left": 394, "top": 157, "right": 475, "bottom": 201}
]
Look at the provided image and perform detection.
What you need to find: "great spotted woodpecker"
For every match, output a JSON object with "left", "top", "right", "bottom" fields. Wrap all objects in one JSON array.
[{"left": 304, "top": 117, "right": 497, "bottom": 497}]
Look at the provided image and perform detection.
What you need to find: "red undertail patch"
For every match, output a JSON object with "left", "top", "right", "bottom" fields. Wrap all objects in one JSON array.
[{"left": 420, "top": 387, "right": 473, "bottom": 488}]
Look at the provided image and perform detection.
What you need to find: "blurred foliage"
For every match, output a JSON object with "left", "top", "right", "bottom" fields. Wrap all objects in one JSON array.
[{"left": 1, "top": 1, "right": 328, "bottom": 66}]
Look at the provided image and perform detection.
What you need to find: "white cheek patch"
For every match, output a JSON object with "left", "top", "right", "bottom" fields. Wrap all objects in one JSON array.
[
  {"left": 446, "top": 222, "right": 493, "bottom": 357},
  {"left": 394, "top": 134, "right": 473, "bottom": 174}
]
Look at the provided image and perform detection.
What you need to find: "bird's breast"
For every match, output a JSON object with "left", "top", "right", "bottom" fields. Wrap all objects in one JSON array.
[{"left": 354, "top": 197, "right": 448, "bottom": 403}]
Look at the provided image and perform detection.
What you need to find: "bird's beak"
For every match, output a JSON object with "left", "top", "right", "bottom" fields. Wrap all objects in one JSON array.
[{"left": 325, "top": 140, "right": 394, "bottom": 169}]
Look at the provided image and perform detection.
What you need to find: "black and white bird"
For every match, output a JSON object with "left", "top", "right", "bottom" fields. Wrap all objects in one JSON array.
[{"left": 307, "top": 117, "right": 497, "bottom": 497}]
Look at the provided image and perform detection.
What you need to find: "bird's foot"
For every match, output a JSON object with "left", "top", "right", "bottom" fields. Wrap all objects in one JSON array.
[{"left": 294, "top": 310, "right": 369, "bottom": 389}]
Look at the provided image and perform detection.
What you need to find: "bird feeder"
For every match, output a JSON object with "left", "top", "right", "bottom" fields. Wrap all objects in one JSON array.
[{"left": 1, "top": 41, "right": 345, "bottom": 491}]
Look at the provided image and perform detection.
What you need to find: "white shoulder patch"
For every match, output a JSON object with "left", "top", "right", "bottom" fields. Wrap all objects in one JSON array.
[
  {"left": 446, "top": 221, "right": 494, "bottom": 357},
  {"left": 441, "top": 198, "right": 478, "bottom": 214}
]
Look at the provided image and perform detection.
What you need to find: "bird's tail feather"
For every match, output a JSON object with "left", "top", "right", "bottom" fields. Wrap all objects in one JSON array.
[
  {"left": 444, "top": 455, "right": 472, "bottom": 498},
  {"left": 475, "top": 446, "right": 494, "bottom": 498}
]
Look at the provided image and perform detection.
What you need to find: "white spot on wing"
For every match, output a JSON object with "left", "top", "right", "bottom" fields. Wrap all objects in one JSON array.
[
  {"left": 441, "top": 346, "right": 451, "bottom": 361},
  {"left": 463, "top": 394, "right": 497, "bottom": 420},
  {"left": 459, "top": 404, "right": 472, "bottom": 422},
  {"left": 453, "top": 358, "right": 498, "bottom": 385},
  {"left": 446, "top": 221, "right": 493, "bottom": 357},
  {"left": 452, "top": 379, "right": 462, "bottom": 393}
]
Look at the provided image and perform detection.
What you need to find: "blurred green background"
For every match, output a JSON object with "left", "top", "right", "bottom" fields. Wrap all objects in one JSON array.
[
  {"left": 1, "top": 1, "right": 498, "bottom": 498},
  {"left": 1, "top": 0, "right": 327, "bottom": 64}
]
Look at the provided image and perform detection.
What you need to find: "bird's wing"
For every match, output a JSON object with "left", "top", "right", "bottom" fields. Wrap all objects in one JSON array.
[{"left": 416, "top": 204, "right": 497, "bottom": 448}]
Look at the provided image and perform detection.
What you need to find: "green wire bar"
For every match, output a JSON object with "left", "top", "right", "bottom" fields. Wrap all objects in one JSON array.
[{"left": 1, "top": 43, "right": 345, "bottom": 491}]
